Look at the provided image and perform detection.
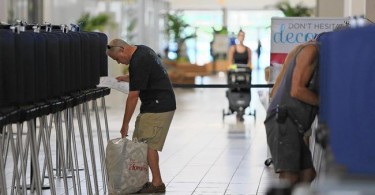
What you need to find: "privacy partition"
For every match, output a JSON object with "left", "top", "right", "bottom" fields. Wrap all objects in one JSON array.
[{"left": 0, "top": 24, "right": 111, "bottom": 195}]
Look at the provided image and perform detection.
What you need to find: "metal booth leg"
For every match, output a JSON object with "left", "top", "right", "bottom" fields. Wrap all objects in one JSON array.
[
  {"left": 101, "top": 97, "right": 110, "bottom": 143},
  {"left": 83, "top": 101, "right": 99, "bottom": 195},
  {"left": 76, "top": 104, "right": 93, "bottom": 195},
  {"left": 53, "top": 112, "right": 69, "bottom": 195},
  {"left": 93, "top": 99, "right": 107, "bottom": 193},
  {"left": 28, "top": 119, "right": 43, "bottom": 195},
  {"left": 67, "top": 107, "right": 83, "bottom": 195},
  {"left": 39, "top": 116, "right": 57, "bottom": 195},
  {"left": 0, "top": 125, "right": 8, "bottom": 195}
]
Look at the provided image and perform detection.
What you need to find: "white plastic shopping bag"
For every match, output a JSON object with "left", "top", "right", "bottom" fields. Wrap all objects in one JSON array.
[{"left": 106, "top": 138, "right": 149, "bottom": 195}]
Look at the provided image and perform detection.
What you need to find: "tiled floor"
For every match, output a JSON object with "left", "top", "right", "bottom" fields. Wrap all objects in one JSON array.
[{"left": 3, "top": 69, "right": 281, "bottom": 194}]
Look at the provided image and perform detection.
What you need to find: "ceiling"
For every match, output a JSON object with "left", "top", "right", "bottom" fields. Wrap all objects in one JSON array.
[{"left": 165, "top": 0, "right": 316, "bottom": 10}]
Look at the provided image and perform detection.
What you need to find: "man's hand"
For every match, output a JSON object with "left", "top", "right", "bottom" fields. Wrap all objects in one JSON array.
[
  {"left": 116, "top": 75, "right": 129, "bottom": 82},
  {"left": 120, "top": 124, "right": 129, "bottom": 138}
]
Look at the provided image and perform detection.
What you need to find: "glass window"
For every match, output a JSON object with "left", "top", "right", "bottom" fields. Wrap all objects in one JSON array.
[
  {"left": 178, "top": 10, "right": 283, "bottom": 66},
  {"left": 177, "top": 10, "right": 223, "bottom": 64}
]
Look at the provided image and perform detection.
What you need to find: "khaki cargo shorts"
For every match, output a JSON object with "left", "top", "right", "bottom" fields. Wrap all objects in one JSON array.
[
  {"left": 264, "top": 115, "right": 314, "bottom": 173},
  {"left": 132, "top": 111, "right": 175, "bottom": 151}
]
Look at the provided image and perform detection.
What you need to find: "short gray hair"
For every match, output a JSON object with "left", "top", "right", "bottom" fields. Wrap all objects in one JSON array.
[{"left": 106, "top": 39, "right": 129, "bottom": 55}]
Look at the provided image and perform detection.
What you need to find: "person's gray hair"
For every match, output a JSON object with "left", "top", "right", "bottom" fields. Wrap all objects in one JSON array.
[{"left": 106, "top": 39, "right": 129, "bottom": 55}]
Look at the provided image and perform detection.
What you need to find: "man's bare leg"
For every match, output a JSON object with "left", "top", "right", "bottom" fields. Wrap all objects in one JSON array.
[
  {"left": 299, "top": 168, "right": 316, "bottom": 183},
  {"left": 147, "top": 148, "right": 163, "bottom": 186},
  {"left": 279, "top": 171, "right": 299, "bottom": 186}
]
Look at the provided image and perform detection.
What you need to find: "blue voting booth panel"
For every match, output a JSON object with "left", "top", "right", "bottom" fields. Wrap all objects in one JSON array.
[
  {"left": 68, "top": 32, "right": 82, "bottom": 92},
  {"left": 43, "top": 33, "right": 61, "bottom": 98},
  {"left": 320, "top": 25, "right": 375, "bottom": 175},
  {"left": 317, "top": 32, "right": 332, "bottom": 125},
  {"left": 15, "top": 32, "right": 36, "bottom": 104},
  {"left": 98, "top": 32, "right": 108, "bottom": 77},
  {"left": 0, "top": 30, "right": 16, "bottom": 107},
  {"left": 54, "top": 32, "right": 70, "bottom": 95},
  {"left": 32, "top": 33, "right": 48, "bottom": 101},
  {"left": 0, "top": 29, "right": 108, "bottom": 106},
  {"left": 88, "top": 32, "right": 101, "bottom": 88},
  {"left": 79, "top": 33, "right": 90, "bottom": 90}
]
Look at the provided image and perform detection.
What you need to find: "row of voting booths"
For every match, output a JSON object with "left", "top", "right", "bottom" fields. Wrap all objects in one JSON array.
[
  {"left": 0, "top": 23, "right": 112, "bottom": 194},
  {"left": 269, "top": 17, "right": 375, "bottom": 193}
]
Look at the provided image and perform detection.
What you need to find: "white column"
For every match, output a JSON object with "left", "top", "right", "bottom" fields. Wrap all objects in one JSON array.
[
  {"left": 222, "top": 7, "right": 227, "bottom": 27},
  {"left": 0, "top": 0, "right": 7, "bottom": 22},
  {"left": 43, "top": 0, "right": 51, "bottom": 23},
  {"left": 317, "top": 0, "right": 367, "bottom": 17},
  {"left": 345, "top": 0, "right": 366, "bottom": 16},
  {"left": 344, "top": 0, "right": 352, "bottom": 16},
  {"left": 366, "top": 0, "right": 375, "bottom": 22},
  {"left": 289, "top": 0, "right": 316, "bottom": 7},
  {"left": 351, "top": 0, "right": 366, "bottom": 16},
  {"left": 316, "top": 0, "right": 344, "bottom": 17}
]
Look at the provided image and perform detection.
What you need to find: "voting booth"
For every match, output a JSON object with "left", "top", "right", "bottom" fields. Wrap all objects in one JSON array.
[
  {"left": 319, "top": 25, "right": 375, "bottom": 175},
  {"left": 266, "top": 17, "right": 375, "bottom": 194},
  {"left": 0, "top": 24, "right": 111, "bottom": 195}
]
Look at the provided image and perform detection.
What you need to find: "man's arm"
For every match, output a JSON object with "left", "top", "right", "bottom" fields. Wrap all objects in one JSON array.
[
  {"left": 290, "top": 44, "right": 319, "bottom": 106},
  {"left": 227, "top": 46, "right": 235, "bottom": 65},
  {"left": 270, "top": 45, "right": 298, "bottom": 98},
  {"left": 120, "top": 90, "right": 139, "bottom": 137},
  {"left": 116, "top": 74, "right": 129, "bottom": 82},
  {"left": 247, "top": 47, "right": 253, "bottom": 69},
  {"left": 270, "top": 63, "right": 287, "bottom": 98}
]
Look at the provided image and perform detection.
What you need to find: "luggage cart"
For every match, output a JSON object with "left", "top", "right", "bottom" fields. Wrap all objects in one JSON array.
[{"left": 222, "top": 64, "right": 256, "bottom": 122}]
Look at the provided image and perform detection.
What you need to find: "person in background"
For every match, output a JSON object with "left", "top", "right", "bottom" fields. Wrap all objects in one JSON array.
[
  {"left": 229, "top": 32, "right": 236, "bottom": 46},
  {"left": 106, "top": 39, "right": 176, "bottom": 193},
  {"left": 227, "top": 30, "right": 252, "bottom": 69},
  {"left": 256, "top": 39, "right": 262, "bottom": 69},
  {"left": 264, "top": 36, "right": 321, "bottom": 187}
]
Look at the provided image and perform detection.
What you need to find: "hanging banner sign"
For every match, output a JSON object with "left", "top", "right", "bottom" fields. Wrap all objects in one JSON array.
[{"left": 269, "top": 17, "right": 348, "bottom": 82}]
